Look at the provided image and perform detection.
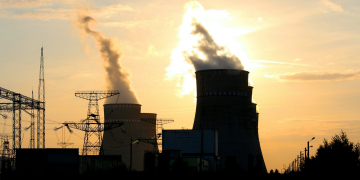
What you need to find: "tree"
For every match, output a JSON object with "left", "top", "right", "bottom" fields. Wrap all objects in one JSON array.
[{"left": 303, "top": 130, "right": 360, "bottom": 176}]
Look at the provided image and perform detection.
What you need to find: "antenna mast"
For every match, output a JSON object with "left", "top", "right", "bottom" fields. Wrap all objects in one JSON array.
[{"left": 37, "top": 47, "right": 45, "bottom": 148}]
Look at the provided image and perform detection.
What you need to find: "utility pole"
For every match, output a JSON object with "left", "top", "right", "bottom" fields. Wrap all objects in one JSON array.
[
  {"left": 307, "top": 137, "right": 315, "bottom": 160},
  {"left": 299, "top": 151, "right": 303, "bottom": 170}
]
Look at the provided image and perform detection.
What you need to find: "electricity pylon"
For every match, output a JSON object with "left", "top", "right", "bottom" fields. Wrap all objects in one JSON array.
[
  {"left": 74, "top": 90, "right": 120, "bottom": 155},
  {"left": 0, "top": 87, "right": 42, "bottom": 150},
  {"left": 37, "top": 47, "right": 45, "bottom": 149}
]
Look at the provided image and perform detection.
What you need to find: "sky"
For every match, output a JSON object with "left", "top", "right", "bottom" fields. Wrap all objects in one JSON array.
[{"left": 1, "top": 0, "right": 360, "bottom": 172}]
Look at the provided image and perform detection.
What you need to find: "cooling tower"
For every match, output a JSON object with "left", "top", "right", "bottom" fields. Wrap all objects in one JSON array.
[
  {"left": 192, "top": 69, "right": 266, "bottom": 172},
  {"left": 102, "top": 104, "right": 157, "bottom": 171}
]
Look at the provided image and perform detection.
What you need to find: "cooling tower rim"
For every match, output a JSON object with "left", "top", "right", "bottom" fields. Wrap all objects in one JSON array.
[
  {"left": 104, "top": 103, "right": 142, "bottom": 106},
  {"left": 195, "top": 69, "right": 249, "bottom": 73},
  {"left": 141, "top": 113, "right": 157, "bottom": 115}
]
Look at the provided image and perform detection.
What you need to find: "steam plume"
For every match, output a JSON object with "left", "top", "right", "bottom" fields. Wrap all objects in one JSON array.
[
  {"left": 76, "top": 12, "right": 139, "bottom": 104},
  {"left": 187, "top": 20, "right": 244, "bottom": 71},
  {"left": 166, "top": 1, "right": 245, "bottom": 97}
]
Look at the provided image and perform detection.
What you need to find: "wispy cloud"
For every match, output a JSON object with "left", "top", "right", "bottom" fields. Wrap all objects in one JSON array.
[
  {"left": 0, "top": 0, "right": 53, "bottom": 9},
  {"left": 90, "top": 4, "right": 133, "bottom": 18},
  {"left": 99, "top": 20, "right": 153, "bottom": 29},
  {"left": 0, "top": 8, "right": 72, "bottom": 20},
  {"left": 321, "top": 0, "right": 344, "bottom": 12},
  {"left": 248, "top": 59, "right": 316, "bottom": 67},
  {"left": 0, "top": 2, "right": 133, "bottom": 20},
  {"left": 264, "top": 70, "right": 360, "bottom": 82}
]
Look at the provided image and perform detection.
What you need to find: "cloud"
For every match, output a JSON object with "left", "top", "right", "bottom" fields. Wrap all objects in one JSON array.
[
  {"left": 0, "top": 2, "right": 133, "bottom": 20},
  {"left": 0, "top": 0, "right": 77, "bottom": 9},
  {"left": 264, "top": 71, "right": 360, "bottom": 82},
  {"left": 0, "top": 8, "right": 72, "bottom": 20},
  {"left": 99, "top": 20, "right": 153, "bottom": 29},
  {"left": 248, "top": 59, "right": 315, "bottom": 67},
  {"left": 0, "top": 0, "right": 53, "bottom": 8},
  {"left": 90, "top": 3, "right": 133, "bottom": 18},
  {"left": 321, "top": 0, "right": 344, "bottom": 12}
]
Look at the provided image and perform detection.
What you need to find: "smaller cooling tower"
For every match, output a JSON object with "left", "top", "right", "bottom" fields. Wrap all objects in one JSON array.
[
  {"left": 102, "top": 104, "right": 157, "bottom": 171},
  {"left": 140, "top": 113, "right": 158, "bottom": 151},
  {"left": 139, "top": 113, "right": 158, "bottom": 147}
]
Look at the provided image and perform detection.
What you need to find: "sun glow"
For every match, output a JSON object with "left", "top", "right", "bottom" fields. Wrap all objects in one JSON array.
[{"left": 166, "top": 1, "right": 251, "bottom": 99}]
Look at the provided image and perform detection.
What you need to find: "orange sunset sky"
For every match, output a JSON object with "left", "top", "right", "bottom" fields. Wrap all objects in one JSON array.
[{"left": 1, "top": 0, "right": 360, "bottom": 172}]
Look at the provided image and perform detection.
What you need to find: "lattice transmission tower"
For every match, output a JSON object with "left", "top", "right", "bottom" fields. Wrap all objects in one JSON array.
[
  {"left": 74, "top": 90, "right": 120, "bottom": 155},
  {"left": 37, "top": 47, "right": 45, "bottom": 149}
]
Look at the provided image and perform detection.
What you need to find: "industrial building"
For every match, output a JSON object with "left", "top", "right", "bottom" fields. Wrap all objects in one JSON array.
[
  {"left": 15, "top": 148, "right": 79, "bottom": 176},
  {"left": 101, "top": 103, "right": 158, "bottom": 171},
  {"left": 162, "top": 129, "right": 219, "bottom": 172},
  {"left": 192, "top": 69, "right": 267, "bottom": 173}
]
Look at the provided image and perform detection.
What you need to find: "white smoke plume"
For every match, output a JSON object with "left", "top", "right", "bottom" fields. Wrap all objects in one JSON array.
[
  {"left": 166, "top": 1, "right": 245, "bottom": 98},
  {"left": 187, "top": 19, "right": 244, "bottom": 71},
  {"left": 75, "top": 11, "right": 139, "bottom": 104}
]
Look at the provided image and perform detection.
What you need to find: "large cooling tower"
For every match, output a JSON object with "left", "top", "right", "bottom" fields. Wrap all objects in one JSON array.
[
  {"left": 102, "top": 104, "right": 157, "bottom": 171},
  {"left": 192, "top": 69, "right": 266, "bottom": 172}
]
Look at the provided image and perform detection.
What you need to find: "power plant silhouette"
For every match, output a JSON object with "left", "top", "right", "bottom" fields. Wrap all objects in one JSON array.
[
  {"left": 100, "top": 69, "right": 266, "bottom": 173},
  {"left": 193, "top": 69, "right": 267, "bottom": 172},
  {"left": 2, "top": 49, "right": 267, "bottom": 174}
]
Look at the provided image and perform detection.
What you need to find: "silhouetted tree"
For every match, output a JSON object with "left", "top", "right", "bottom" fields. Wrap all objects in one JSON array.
[{"left": 303, "top": 130, "right": 360, "bottom": 176}]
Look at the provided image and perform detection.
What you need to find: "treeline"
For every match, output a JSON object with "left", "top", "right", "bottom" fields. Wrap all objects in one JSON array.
[{"left": 278, "top": 130, "right": 360, "bottom": 177}]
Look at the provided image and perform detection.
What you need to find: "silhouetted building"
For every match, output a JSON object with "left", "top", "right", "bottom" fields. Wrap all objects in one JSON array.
[
  {"left": 16, "top": 148, "right": 79, "bottom": 176},
  {"left": 192, "top": 69, "right": 266, "bottom": 172},
  {"left": 162, "top": 129, "right": 219, "bottom": 171}
]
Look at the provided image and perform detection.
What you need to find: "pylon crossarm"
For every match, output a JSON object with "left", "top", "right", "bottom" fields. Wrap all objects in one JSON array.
[
  {"left": 75, "top": 90, "right": 120, "bottom": 101},
  {"left": 0, "top": 88, "right": 44, "bottom": 110},
  {"left": 64, "top": 122, "right": 123, "bottom": 132},
  {"left": 0, "top": 87, "right": 40, "bottom": 104},
  {"left": 0, "top": 103, "right": 42, "bottom": 111}
]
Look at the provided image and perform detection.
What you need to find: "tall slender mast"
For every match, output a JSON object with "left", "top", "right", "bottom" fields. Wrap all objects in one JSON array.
[
  {"left": 30, "top": 90, "right": 35, "bottom": 148},
  {"left": 37, "top": 47, "right": 45, "bottom": 148}
]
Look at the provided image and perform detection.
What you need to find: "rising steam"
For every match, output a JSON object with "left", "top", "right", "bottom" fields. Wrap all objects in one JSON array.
[
  {"left": 187, "top": 19, "right": 244, "bottom": 71},
  {"left": 166, "top": 1, "right": 245, "bottom": 97},
  {"left": 75, "top": 11, "right": 139, "bottom": 104}
]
